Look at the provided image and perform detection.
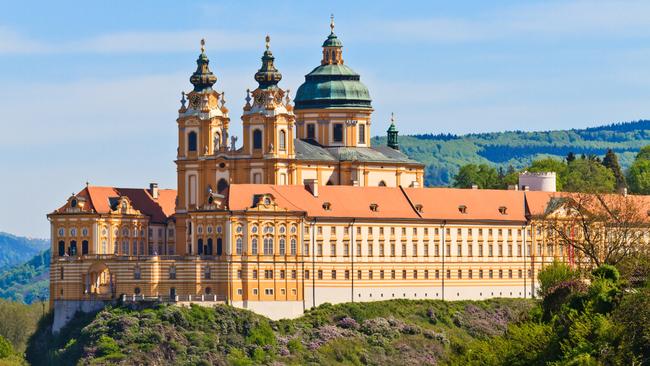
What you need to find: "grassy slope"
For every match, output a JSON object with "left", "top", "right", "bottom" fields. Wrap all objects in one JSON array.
[
  {"left": 26, "top": 298, "right": 535, "bottom": 366},
  {"left": 372, "top": 119, "right": 650, "bottom": 186},
  {"left": 0, "top": 250, "right": 50, "bottom": 304}
]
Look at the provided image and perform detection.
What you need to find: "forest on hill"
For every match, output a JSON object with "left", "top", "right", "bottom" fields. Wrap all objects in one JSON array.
[
  {"left": 372, "top": 120, "right": 650, "bottom": 186},
  {"left": 0, "top": 233, "right": 48, "bottom": 271}
]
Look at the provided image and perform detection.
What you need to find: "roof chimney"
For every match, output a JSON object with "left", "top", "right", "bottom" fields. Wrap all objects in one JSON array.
[
  {"left": 149, "top": 183, "right": 159, "bottom": 199},
  {"left": 304, "top": 179, "right": 318, "bottom": 197}
]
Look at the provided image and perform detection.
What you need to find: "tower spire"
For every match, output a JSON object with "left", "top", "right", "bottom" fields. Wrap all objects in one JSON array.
[
  {"left": 387, "top": 112, "right": 399, "bottom": 150},
  {"left": 190, "top": 38, "right": 217, "bottom": 92},
  {"left": 330, "top": 14, "right": 335, "bottom": 33},
  {"left": 254, "top": 35, "right": 282, "bottom": 89}
]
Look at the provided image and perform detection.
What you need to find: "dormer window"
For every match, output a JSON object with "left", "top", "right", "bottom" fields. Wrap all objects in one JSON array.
[
  {"left": 322, "top": 202, "right": 331, "bottom": 211},
  {"left": 415, "top": 204, "right": 423, "bottom": 213},
  {"left": 369, "top": 203, "right": 379, "bottom": 212},
  {"left": 458, "top": 205, "right": 467, "bottom": 214},
  {"left": 499, "top": 206, "right": 508, "bottom": 215}
]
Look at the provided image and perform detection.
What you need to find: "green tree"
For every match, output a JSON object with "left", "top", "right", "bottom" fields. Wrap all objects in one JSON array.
[
  {"left": 564, "top": 159, "right": 615, "bottom": 192},
  {"left": 537, "top": 260, "right": 579, "bottom": 297},
  {"left": 527, "top": 158, "right": 568, "bottom": 191},
  {"left": 452, "top": 164, "right": 501, "bottom": 189},
  {"left": 566, "top": 152, "right": 576, "bottom": 163},
  {"left": 627, "top": 148, "right": 650, "bottom": 194},
  {"left": 635, "top": 145, "right": 650, "bottom": 161},
  {"left": 0, "top": 335, "right": 13, "bottom": 359},
  {"left": 602, "top": 149, "right": 626, "bottom": 190}
]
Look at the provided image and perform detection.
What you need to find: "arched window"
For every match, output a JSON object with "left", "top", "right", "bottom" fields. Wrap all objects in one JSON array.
[
  {"left": 216, "top": 238, "right": 223, "bottom": 256},
  {"left": 217, "top": 179, "right": 229, "bottom": 194},
  {"left": 290, "top": 238, "right": 297, "bottom": 255},
  {"left": 198, "top": 238, "right": 204, "bottom": 255},
  {"left": 214, "top": 132, "right": 221, "bottom": 151},
  {"left": 206, "top": 238, "right": 213, "bottom": 255},
  {"left": 236, "top": 237, "right": 243, "bottom": 255},
  {"left": 82, "top": 240, "right": 89, "bottom": 255},
  {"left": 169, "top": 267, "right": 176, "bottom": 280},
  {"left": 170, "top": 287, "right": 176, "bottom": 298},
  {"left": 253, "top": 129, "right": 262, "bottom": 149},
  {"left": 264, "top": 238, "right": 274, "bottom": 255},
  {"left": 279, "top": 130, "right": 286, "bottom": 151},
  {"left": 188, "top": 131, "right": 197, "bottom": 152},
  {"left": 134, "top": 266, "right": 141, "bottom": 280},
  {"left": 69, "top": 240, "right": 77, "bottom": 256},
  {"left": 58, "top": 241, "right": 65, "bottom": 256},
  {"left": 251, "top": 238, "right": 258, "bottom": 255},
  {"left": 279, "top": 238, "right": 286, "bottom": 255},
  {"left": 378, "top": 180, "right": 387, "bottom": 187}
]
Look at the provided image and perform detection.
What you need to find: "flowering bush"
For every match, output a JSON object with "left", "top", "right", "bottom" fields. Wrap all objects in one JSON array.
[{"left": 336, "top": 316, "right": 359, "bottom": 330}]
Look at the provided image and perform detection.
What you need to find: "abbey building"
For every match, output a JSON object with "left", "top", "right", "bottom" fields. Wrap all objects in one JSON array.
[{"left": 49, "top": 21, "right": 577, "bottom": 330}]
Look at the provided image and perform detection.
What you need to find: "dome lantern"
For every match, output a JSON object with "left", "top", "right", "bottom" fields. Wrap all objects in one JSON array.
[{"left": 254, "top": 35, "right": 283, "bottom": 90}]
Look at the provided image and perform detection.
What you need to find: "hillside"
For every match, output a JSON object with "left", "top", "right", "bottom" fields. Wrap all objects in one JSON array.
[
  {"left": 0, "top": 233, "right": 48, "bottom": 271},
  {"left": 27, "top": 298, "right": 535, "bottom": 366},
  {"left": 372, "top": 119, "right": 650, "bottom": 186},
  {"left": 0, "top": 249, "right": 50, "bottom": 304}
]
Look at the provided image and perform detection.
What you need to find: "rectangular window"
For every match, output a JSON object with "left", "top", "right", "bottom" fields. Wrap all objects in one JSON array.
[
  {"left": 279, "top": 270, "right": 285, "bottom": 279},
  {"left": 457, "top": 244, "right": 462, "bottom": 257},
  {"left": 391, "top": 243, "right": 396, "bottom": 256},
  {"left": 402, "top": 270, "right": 407, "bottom": 279},
  {"left": 435, "top": 269, "right": 440, "bottom": 279},
  {"left": 318, "top": 270, "right": 323, "bottom": 279},
  {"left": 330, "top": 242, "right": 336, "bottom": 256},
  {"left": 424, "top": 270, "right": 429, "bottom": 279},
  {"left": 424, "top": 243, "right": 429, "bottom": 256},
  {"left": 489, "top": 269, "right": 494, "bottom": 279},
  {"left": 331, "top": 270, "right": 337, "bottom": 280},
  {"left": 357, "top": 270, "right": 362, "bottom": 280},
  {"left": 317, "top": 242, "right": 323, "bottom": 256},
  {"left": 369, "top": 270, "right": 374, "bottom": 280},
  {"left": 307, "top": 124, "right": 316, "bottom": 139},
  {"left": 368, "top": 244, "right": 373, "bottom": 257},
  {"left": 391, "top": 270, "right": 396, "bottom": 279},
  {"left": 412, "top": 243, "right": 418, "bottom": 256},
  {"left": 458, "top": 269, "right": 462, "bottom": 279},
  {"left": 401, "top": 243, "right": 406, "bottom": 257},
  {"left": 253, "top": 270, "right": 258, "bottom": 279},
  {"left": 305, "top": 270, "right": 310, "bottom": 279},
  {"left": 237, "top": 270, "right": 242, "bottom": 279},
  {"left": 333, "top": 123, "right": 343, "bottom": 142},
  {"left": 265, "top": 288, "right": 274, "bottom": 295},
  {"left": 358, "top": 124, "right": 365, "bottom": 143},
  {"left": 468, "top": 244, "right": 473, "bottom": 256},
  {"left": 413, "top": 270, "right": 418, "bottom": 279},
  {"left": 468, "top": 269, "right": 473, "bottom": 279},
  {"left": 446, "top": 269, "right": 451, "bottom": 279},
  {"left": 345, "top": 270, "right": 350, "bottom": 280},
  {"left": 291, "top": 270, "right": 297, "bottom": 279},
  {"left": 380, "top": 270, "right": 385, "bottom": 279},
  {"left": 479, "top": 269, "right": 483, "bottom": 279},
  {"left": 356, "top": 243, "right": 361, "bottom": 256}
]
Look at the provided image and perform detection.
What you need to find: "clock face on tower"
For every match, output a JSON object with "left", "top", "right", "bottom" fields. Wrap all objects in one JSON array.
[
  {"left": 191, "top": 95, "right": 201, "bottom": 108},
  {"left": 254, "top": 94, "right": 264, "bottom": 105}
]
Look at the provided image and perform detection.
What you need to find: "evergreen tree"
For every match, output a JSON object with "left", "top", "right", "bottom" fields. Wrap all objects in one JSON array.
[
  {"left": 627, "top": 145, "right": 650, "bottom": 194},
  {"left": 602, "top": 149, "right": 627, "bottom": 190},
  {"left": 566, "top": 152, "right": 576, "bottom": 163}
]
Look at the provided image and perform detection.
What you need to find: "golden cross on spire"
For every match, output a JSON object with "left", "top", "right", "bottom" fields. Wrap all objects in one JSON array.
[
  {"left": 265, "top": 34, "right": 270, "bottom": 50},
  {"left": 330, "top": 14, "right": 335, "bottom": 33},
  {"left": 200, "top": 38, "right": 205, "bottom": 53}
]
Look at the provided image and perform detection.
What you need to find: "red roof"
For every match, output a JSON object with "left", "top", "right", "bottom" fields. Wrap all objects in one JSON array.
[{"left": 55, "top": 185, "right": 176, "bottom": 223}]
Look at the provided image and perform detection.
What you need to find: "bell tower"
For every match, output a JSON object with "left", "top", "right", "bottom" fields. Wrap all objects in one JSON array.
[
  {"left": 241, "top": 36, "right": 295, "bottom": 184},
  {"left": 175, "top": 40, "right": 230, "bottom": 254}
]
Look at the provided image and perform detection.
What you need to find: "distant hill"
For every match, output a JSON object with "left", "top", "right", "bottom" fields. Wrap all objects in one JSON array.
[
  {"left": 0, "top": 249, "right": 50, "bottom": 304},
  {"left": 0, "top": 232, "right": 48, "bottom": 271},
  {"left": 372, "top": 119, "right": 650, "bottom": 186}
]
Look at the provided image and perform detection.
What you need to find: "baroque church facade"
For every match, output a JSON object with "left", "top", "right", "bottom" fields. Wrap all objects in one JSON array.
[{"left": 49, "top": 21, "right": 565, "bottom": 330}]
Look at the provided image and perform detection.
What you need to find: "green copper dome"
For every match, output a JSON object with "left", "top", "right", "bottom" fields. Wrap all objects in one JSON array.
[
  {"left": 294, "top": 64, "right": 371, "bottom": 109},
  {"left": 294, "top": 31, "right": 371, "bottom": 110}
]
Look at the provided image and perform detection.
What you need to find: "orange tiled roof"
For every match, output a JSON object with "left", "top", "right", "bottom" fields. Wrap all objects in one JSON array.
[
  {"left": 228, "top": 184, "right": 531, "bottom": 222},
  {"left": 55, "top": 185, "right": 176, "bottom": 223}
]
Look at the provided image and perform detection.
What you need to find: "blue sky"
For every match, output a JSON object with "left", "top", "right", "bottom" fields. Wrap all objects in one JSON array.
[{"left": 3, "top": 0, "right": 650, "bottom": 237}]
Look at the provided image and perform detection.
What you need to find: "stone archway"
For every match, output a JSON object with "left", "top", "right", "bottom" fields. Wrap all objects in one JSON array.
[{"left": 86, "top": 262, "right": 114, "bottom": 299}]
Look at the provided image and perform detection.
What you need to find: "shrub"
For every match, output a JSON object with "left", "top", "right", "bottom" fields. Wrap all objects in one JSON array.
[
  {"left": 336, "top": 317, "right": 359, "bottom": 330},
  {"left": 538, "top": 260, "right": 580, "bottom": 297},
  {"left": 0, "top": 335, "right": 13, "bottom": 359},
  {"left": 542, "top": 279, "right": 588, "bottom": 319},
  {"left": 592, "top": 265, "right": 620, "bottom": 283}
]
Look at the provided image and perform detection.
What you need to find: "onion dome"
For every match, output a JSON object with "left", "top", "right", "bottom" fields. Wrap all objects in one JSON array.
[
  {"left": 294, "top": 16, "right": 371, "bottom": 110},
  {"left": 254, "top": 35, "right": 283, "bottom": 90},
  {"left": 190, "top": 39, "right": 217, "bottom": 92}
]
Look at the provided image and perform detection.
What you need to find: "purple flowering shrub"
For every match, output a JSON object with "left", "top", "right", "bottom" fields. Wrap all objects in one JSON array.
[
  {"left": 454, "top": 302, "right": 532, "bottom": 338},
  {"left": 336, "top": 316, "right": 359, "bottom": 330}
]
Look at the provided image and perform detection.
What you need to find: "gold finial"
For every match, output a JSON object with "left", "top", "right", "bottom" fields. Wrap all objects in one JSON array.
[
  {"left": 200, "top": 38, "right": 205, "bottom": 53},
  {"left": 330, "top": 14, "right": 335, "bottom": 33},
  {"left": 265, "top": 34, "right": 270, "bottom": 50}
]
